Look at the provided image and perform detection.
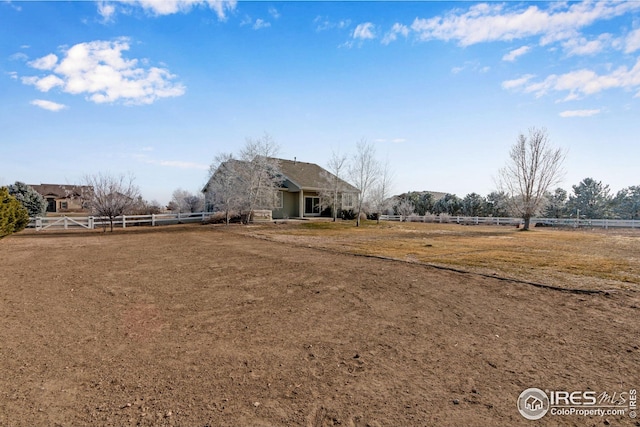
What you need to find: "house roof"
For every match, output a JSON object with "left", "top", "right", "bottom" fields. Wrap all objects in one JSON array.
[
  {"left": 277, "top": 158, "right": 358, "bottom": 192},
  {"left": 29, "top": 184, "right": 91, "bottom": 198},
  {"left": 204, "top": 157, "right": 359, "bottom": 193}
]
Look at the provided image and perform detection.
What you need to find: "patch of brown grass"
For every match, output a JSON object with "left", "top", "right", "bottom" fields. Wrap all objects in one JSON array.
[{"left": 246, "top": 221, "right": 640, "bottom": 291}]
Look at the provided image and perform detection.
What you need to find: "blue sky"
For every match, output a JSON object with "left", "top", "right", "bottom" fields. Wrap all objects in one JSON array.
[{"left": 2, "top": 0, "right": 639, "bottom": 204}]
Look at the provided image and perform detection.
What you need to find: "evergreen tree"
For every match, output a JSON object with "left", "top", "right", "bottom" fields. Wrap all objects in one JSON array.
[
  {"left": 1, "top": 187, "right": 30, "bottom": 238},
  {"left": 566, "top": 178, "right": 613, "bottom": 219},
  {"left": 485, "top": 191, "right": 511, "bottom": 217},
  {"left": 544, "top": 187, "right": 568, "bottom": 218},
  {"left": 461, "top": 193, "right": 486, "bottom": 216},
  {"left": 613, "top": 186, "right": 640, "bottom": 220},
  {"left": 8, "top": 181, "right": 46, "bottom": 217},
  {"left": 432, "top": 193, "right": 462, "bottom": 215}
]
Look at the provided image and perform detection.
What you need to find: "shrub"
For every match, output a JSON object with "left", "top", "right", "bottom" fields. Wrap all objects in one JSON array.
[
  {"left": 423, "top": 213, "right": 437, "bottom": 223},
  {"left": 205, "top": 211, "right": 242, "bottom": 224},
  {"left": 1, "top": 187, "right": 30, "bottom": 238},
  {"left": 438, "top": 213, "right": 451, "bottom": 223},
  {"left": 341, "top": 209, "right": 356, "bottom": 220}
]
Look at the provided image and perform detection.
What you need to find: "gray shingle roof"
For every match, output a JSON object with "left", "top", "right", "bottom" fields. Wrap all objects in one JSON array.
[
  {"left": 29, "top": 184, "right": 91, "bottom": 198},
  {"left": 276, "top": 158, "right": 358, "bottom": 192}
]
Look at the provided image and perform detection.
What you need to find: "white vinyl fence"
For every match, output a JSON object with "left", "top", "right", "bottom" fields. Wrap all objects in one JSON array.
[
  {"left": 28, "top": 212, "right": 215, "bottom": 231},
  {"left": 379, "top": 215, "right": 640, "bottom": 229}
]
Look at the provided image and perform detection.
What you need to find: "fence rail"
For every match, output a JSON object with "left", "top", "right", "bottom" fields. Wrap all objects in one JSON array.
[
  {"left": 26, "top": 212, "right": 640, "bottom": 231},
  {"left": 28, "top": 212, "right": 215, "bottom": 231},
  {"left": 379, "top": 214, "right": 640, "bottom": 229}
]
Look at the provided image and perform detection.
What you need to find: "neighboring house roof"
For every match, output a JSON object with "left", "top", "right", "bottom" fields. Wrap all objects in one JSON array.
[
  {"left": 277, "top": 158, "right": 358, "bottom": 193},
  {"left": 30, "top": 184, "right": 91, "bottom": 199},
  {"left": 426, "top": 191, "right": 448, "bottom": 201}
]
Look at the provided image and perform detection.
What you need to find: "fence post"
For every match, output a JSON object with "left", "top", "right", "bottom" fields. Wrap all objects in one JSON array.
[
  {"left": 202, "top": 212, "right": 205, "bottom": 222},
  {"left": 123, "top": 215, "right": 126, "bottom": 229},
  {"left": 64, "top": 216, "right": 68, "bottom": 230},
  {"left": 89, "top": 216, "right": 94, "bottom": 229},
  {"left": 152, "top": 214, "right": 156, "bottom": 226}
]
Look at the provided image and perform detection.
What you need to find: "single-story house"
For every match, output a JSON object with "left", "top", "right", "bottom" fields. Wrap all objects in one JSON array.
[
  {"left": 203, "top": 158, "right": 360, "bottom": 219},
  {"left": 29, "top": 184, "right": 91, "bottom": 214}
]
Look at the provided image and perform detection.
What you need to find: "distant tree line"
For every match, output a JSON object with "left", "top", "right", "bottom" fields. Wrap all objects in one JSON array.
[{"left": 388, "top": 178, "right": 640, "bottom": 220}]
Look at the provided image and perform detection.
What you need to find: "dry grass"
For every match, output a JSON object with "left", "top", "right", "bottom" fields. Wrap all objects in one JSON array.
[{"left": 247, "top": 220, "right": 640, "bottom": 291}]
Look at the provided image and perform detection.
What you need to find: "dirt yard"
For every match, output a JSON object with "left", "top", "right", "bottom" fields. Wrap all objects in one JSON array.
[{"left": 1, "top": 224, "right": 638, "bottom": 426}]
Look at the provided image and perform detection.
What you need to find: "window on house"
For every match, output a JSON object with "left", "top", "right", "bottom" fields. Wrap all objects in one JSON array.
[
  {"left": 342, "top": 193, "right": 355, "bottom": 208},
  {"left": 60, "top": 201, "right": 68, "bottom": 210},
  {"left": 46, "top": 198, "right": 56, "bottom": 212}
]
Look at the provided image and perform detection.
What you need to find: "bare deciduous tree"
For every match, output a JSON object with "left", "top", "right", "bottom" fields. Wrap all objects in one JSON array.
[
  {"left": 206, "top": 152, "right": 237, "bottom": 224},
  {"left": 206, "top": 134, "right": 283, "bottom": 224},
  {"left": 395, "top": 198, "right": 416, "bottom": 218},
  {"left": 236, "top": 134, "right": 282, "bottom": 223},
  {"left": 83, "top": 172, "right": 140, "bottom": 232},
  {"left": 349, "top": 140, "right": 380, "bottom": 227},
  {"left": 369, "top": 159, "right": 394, "bottom": 224},
  {"left": 171, "top": 188, "right": 204, "bottom": 213},
  {"left": 319, "top": 149, "right": 349, "bottom": 221},
  {"left": 497, "top": 127, "right": 565, "bottom": 230}
]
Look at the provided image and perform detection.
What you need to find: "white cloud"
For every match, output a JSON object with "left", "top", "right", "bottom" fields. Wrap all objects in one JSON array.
[
  {"left": 21, "top": 39, "right": 185, "bottom": 105},
  {"left": 410, "top": 1, "right": 640, "bottom": 47},
  {"left": 253, "top": 18, "right": 270, "bottom": 30},
  {"left": 9, "top": 52, "right": 28, "bottom": 62},
  {"left": 268, "top": 6, "right": 280, "bottom": 19},
  {"left": 502, "top": 45, "right": 530, "bottom": 62},
  {"left": 559, "top": 109, "right": 601, "bottom": 117},
  {"left": 4, "top": 1, "right": 21, "bottom": 11},
  {"left": 30, "top": 99, "right": 68, "bottom": 112},
  {"left": 625, "top": 28, "right": 640, "bottom": 53},
  {"left": 353, "top": 22, "right": 375, "bottom": 40},
  {"left": 562, "top": 34, "right": 611, "bottom": 56},
  {"left": 382, "top": 23, "right": 409, "bottom": 45},
  {"left": 239, "top": 16, "right": 271, "bottom": 30},
  {"left": 501, "top": 74, "right": 536, "bottom": 90},
  {"left": 451, "top": 61, "right": 490, "bottom": 75},
  {"left": 504, "top": 58, "right": 640, "bottom": 100},
  {"left": 98, "top": 1, "right": 116, "bottom": 22},
  {"left": 99, "top": 0, "right": 237, "bottom": 21},
  {"left": 314, "top": 16, "right": 351, "bottom": 32},
  {"left": 28, "top": 53, "right": 58, "bottom": 70},
  {"left": 22, "top": 74, "right": 65, "bottom": 92}
]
